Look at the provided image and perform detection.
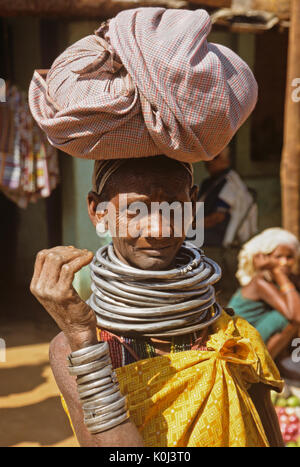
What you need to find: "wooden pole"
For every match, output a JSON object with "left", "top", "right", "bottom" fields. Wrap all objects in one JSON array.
[{"left": 280, "top": 0, "right": 300, "bottom": 237}]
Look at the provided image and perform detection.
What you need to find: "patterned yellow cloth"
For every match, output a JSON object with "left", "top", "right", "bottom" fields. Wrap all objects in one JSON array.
[{"left": 62, "top": 311, "right": 283, "bottom": 447}]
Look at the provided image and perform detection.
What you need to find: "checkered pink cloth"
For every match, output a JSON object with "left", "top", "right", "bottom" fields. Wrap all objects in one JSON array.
[{"left": 29, "top": 8, "right": 257, "bottom": 163}]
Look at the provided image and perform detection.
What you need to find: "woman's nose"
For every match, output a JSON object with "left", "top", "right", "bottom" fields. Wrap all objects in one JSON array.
[
  {"left": 148, "top": 211, "right": 163, "bottom": 238},
  {"left": 145, "top": 210, "right": 172, "bottom": 239},
  {"left": 279, "top": 257, "right": 288, "bottom": 266}
]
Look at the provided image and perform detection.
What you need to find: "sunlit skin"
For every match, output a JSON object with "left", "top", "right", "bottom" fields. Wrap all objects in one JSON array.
[{"left": 30, "top": 156, "right": 198, "bottom": 447}]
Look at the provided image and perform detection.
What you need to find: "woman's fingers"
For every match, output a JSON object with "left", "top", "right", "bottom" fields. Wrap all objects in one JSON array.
[
  {"left": 58, "top": 251, "right": 94, "bottom": 291},
  {"left": 38, "top": 247, "right": 86, "bottom": 287},
  {"left": 31, "top": 246, "right": 94, "bottom": 300},
  {"left": 30, "top": 247, "right": 96, "bottom": 336},
  {"left": 30, "top": 249, "right": 48, "bottom": 292}
]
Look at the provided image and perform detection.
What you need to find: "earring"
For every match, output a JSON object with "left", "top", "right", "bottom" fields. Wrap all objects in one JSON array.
[{"left": 96, "top": 221, "right": 108, "bottom": 237}]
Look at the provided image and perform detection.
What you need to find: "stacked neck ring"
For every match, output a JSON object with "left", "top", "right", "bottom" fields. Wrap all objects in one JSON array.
[{"left": 88, "top": 242, "right": 222, "bottom": 338}]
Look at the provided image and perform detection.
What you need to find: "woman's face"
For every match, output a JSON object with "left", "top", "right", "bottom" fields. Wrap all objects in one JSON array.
[
  {"left": 269, "top": 244, "right": 297, "bottom": 274},
  {"left": 88, "top": 162, "right": 197, "bottom": 271}
]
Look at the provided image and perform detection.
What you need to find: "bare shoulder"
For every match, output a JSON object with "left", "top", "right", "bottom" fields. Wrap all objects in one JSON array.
[{"left": 241, "top": 276, "right": 264, "bottom": 300}]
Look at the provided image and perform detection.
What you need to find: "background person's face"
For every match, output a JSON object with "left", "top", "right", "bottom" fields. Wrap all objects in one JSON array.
[
  {"left": 269, "top": 244, "right": 297, "bottom": 274},
  {"left": 205, "top": 147, "right": 230, "bottom": 176}
]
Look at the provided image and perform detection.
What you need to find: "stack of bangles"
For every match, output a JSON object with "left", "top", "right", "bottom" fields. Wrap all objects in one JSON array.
[
  {"left": 280, "top": 283, "right": 296, "bottom": 294},
  {"left": 67, "top": 341, "right": 129, "bottom": 434}
]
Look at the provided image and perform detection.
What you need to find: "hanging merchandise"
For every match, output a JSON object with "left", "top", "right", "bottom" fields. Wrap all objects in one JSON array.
[{"left": 0, "top": 84, "right": 59, "bottom": 208}]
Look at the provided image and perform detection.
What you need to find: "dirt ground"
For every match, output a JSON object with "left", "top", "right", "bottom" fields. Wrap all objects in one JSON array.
[{"left": 0, "top": 308, "right": 78, "bottom": 447}]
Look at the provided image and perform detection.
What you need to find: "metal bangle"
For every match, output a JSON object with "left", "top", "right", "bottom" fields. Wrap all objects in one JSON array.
[
  {"left": 85, "top": 407, "right": 128, "bottom": 427},
  {"left": 66, "top": 341, "right": 129, "bottom": 435},
  {"left": 83, "top": 396, "right": 127, "bottom": 418},
  {"left": 68, "top": 354, "right": 111, "bottom": 372},
  {"left": 81, "top": 386, "right": 117, "bottom": 403},
  {"left": 68, "top": 362, "right": 112, "bottom": 377},
  {"left": 78, "top": 383, "right": 119, "bottom": 401},
  {"left": 68, "top": 342, "right": 109, "bottom": 359},
  {"left": 68, "top": 345, "right": 110, "bottom": 366},
  {"left": 86, "top": 411, "right": 130, "bottom": 434},
  {"left": 280, "top": 283, "right": 296, "bottom": 294},
  {"left": 82, "top": 389, "right": 123, "bottom": 410},
  {"left": 76, "top": 371, "right": 113, "bottom": 386},
  {"left": 77, "top": 380, "right": 114, "bottom": 394}
]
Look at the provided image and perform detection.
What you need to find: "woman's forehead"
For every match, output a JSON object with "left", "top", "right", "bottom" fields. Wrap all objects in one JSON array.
[
  {"left": 271, "top": 244, "right": 297, "bottom": 255},
  {"left": 109, "top": 166, "right": 191, "bottom": 197}
]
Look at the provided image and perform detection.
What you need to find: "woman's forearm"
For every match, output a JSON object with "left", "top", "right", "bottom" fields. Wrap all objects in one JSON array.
[
  {"left": 50, "top": 331, "right": 144, "bottom": 447},
  {"left": 281, "top": 288, "right": 300, "bottom": 324},
  {"left": 273, "top": 271, "right": 300, "bottom": 323}
]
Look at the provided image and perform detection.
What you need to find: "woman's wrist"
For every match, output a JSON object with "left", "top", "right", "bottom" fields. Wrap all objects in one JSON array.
[
  {"left": 67, "top": 341, "right": 130, "bottom": 434},
  {"left": 272, "top": 268, "right": 290, "bottom": 286},
  {"left": 61, "top": 302, "right": 98, "bottom": 351},
  {"left": 65, "top": 326, "right": 98, "bottom": 351},
  {"left": 279, "top": 282, "right": 296, "bottom": 294}
]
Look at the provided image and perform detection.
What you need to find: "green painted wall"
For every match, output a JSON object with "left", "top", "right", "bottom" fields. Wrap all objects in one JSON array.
[
  {"left": 60, "top": 21, "right": 107, "bottom": 253},
  {"left": 60, "top": 153, "right": 102, "bottom": 252}
]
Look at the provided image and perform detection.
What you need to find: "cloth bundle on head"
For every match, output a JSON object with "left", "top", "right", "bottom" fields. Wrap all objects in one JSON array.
[
  {"left": 236, "top": 228, "right": 300, "bottom": 286},
  {"left": 29, "top": 7, "right": 258, "bottom": 163}
]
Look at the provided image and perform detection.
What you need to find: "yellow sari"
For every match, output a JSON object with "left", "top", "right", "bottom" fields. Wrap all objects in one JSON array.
[{"left": 62, "top": 311, "right": 283, "bottom": 447}]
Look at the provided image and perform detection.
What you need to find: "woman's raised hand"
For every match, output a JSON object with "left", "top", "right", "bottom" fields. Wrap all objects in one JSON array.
[
  {"left": 30, "top": 246, "right": 97, "bottom": 350},
  {"left": 253, "top": 253, "right": 278, "bottom": 272}
]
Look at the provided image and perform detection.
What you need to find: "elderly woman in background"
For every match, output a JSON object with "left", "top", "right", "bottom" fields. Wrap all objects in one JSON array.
[{"left": 228, "top": 228, "right": 300, "bottom": 359}]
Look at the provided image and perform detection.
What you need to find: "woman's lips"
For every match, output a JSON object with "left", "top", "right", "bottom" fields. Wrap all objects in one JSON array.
[{"left": 138, "top": 245, "right": 173, "bottom": 256}]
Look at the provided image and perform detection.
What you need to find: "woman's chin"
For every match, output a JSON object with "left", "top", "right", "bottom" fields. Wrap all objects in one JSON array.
[{"left": 131, "top": 253, "right": 175, "bottom": 271}]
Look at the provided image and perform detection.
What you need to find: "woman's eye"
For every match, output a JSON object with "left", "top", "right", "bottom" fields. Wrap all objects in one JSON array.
[
  {"left": 127, "top": 208, "right": 140, "bottom": 215},
  {"left": 126, "top": 209, "right": 140, "bottom": 218}
]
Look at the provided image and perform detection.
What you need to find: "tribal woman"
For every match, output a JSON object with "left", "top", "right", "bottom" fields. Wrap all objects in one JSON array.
[{"left": 29, "top": 7, "right": 283, "bottom": 447}]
